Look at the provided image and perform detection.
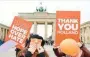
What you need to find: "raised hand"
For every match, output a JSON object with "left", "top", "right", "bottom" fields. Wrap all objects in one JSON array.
[
  {"left": 28, "top": 42, "right": 36, "bottom": 54},
  {"left": 36, "top": 42, "right": 44, "bottom": 53}
]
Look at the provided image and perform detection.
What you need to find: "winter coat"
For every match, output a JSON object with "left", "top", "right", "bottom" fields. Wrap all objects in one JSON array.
[{"left": 17, "top": 48, "right": 49, "bottom": 57}]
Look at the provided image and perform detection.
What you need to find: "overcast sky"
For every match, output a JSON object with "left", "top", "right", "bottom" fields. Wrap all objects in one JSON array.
[{"left": 0, "top": 0, "right": 90, "bottom": 26}]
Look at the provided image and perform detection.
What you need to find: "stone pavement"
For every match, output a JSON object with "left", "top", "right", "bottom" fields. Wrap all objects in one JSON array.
[{"left": 0, "top": 45, "right": 90, "bottom": 57}]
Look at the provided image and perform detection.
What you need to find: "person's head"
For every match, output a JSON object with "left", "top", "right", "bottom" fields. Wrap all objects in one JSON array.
[{"left": 26, "top": 34, "right": 45, "bottom": 47}]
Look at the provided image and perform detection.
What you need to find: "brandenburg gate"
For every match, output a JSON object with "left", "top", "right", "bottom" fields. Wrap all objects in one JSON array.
[{"left": 18, "top": 6, "right": 56, "bottom": 40}]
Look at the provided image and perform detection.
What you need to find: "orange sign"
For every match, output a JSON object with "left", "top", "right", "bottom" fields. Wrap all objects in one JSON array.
[
  {"left": 5, "top": 16, "right": 32, "bottom": 49},
  {"left": 55, "top": 11, "right": 80, "bottom": 46}
]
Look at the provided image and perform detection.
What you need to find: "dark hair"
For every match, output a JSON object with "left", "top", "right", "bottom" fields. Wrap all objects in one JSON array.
[{"left": 25, "top": 34, "right": 45, "bottom": 47}]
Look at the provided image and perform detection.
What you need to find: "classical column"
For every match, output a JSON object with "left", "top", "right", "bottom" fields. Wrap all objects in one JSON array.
[
  {"left": 2, "top": 28, "right": 5, "bottom": 40},
  {"left": 45, "top": 22, "right": 47, "bottom": 39},
  {"left": 84, "top": 27, "right": 88, "bottom": 44},
  {"left": 80, "top": 29, "right": 82, "bottom": 41},
  {"left": 6, "top": 29, "right": 7, "bottom": 36},
  {"left": 86, "top": 27, "right": 90, "bottom": 44},
  {"left": 89, "top": 26, "right": 90, "bottom": 43},
  {"left": 82, "top": 28, "right": 85, "bottom": 43},
  {"left": 0, "top": 28, "right": 2, "bottom": 40},
  {"left": 34, "top": 22, "right": 37, "bottom": 34},
  {"left": 52, "top": 22, "right": 56, "bottom": 40}
]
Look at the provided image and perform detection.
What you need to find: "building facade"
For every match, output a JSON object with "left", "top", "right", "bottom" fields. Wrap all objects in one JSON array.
[
  {"left": 0, "top": 5, "right": 89, "bottom": 43},
  {"left": 18, "top": 7, "right": 90, "bottom": 43},
  {"left": 18, "top": 12, "right": 56, "bottom": 40},
  {"left": 80, "top": 21, "right": 90, "bottom": 44},
  {"left": 0, "top": 13, "right": 89, "bottom": 44},
  {"left": 0, "top": 23, "right": 9, "bottom": 41}
]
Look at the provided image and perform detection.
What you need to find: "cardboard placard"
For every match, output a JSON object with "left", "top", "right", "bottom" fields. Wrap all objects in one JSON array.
[
  {"left": 5, "top": 16, "right": 32, "bottom": 49},
  {"left": 55, "top": 11, "right": 80, "bottom": 46}
]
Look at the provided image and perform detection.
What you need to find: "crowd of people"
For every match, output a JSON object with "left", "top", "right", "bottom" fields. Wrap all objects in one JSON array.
[
  {"left": 0, "top": 33, "right": 90, "bottom": 57},
  {"left": 44, "top": 40, "right": 54, "bottom": 46},
  {"left": 14, "top": 33, "right": 90, "bottom": 57},
  {"left": 15, "top": 34, "right": 49, "bottom": 57}
]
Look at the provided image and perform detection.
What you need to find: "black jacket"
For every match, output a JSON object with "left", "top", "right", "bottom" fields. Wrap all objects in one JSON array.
[{"left": 25, "top": 51, "right": 45, "bottom": 57}]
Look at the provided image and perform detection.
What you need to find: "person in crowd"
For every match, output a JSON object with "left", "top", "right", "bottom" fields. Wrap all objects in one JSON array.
[
  {"left": 15, "top": 33, "right": 33, "bottom": 57},
  {"left": 53, "top": 42, "right": 90, "bottom": 57},
  {"left": 51, "top": 41, "right": 54, "bottom": 46},
  {"left": 17, "top": 34, "right": 49, "bottom": 57},
  {"left": 0, "top": 39, "right": 4, "bottom": 46}
]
